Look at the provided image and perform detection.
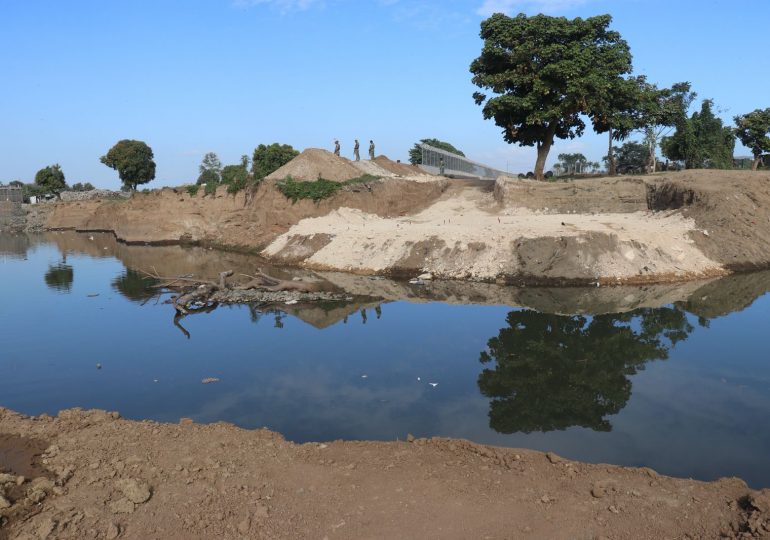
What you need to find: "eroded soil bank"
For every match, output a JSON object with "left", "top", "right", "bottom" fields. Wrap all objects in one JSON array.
[
  {"left": 1, "top": 407, "right": 769, "bottom": 540},
  {"left": 38, "top": 169, "right": 770, "bottom": 285}
]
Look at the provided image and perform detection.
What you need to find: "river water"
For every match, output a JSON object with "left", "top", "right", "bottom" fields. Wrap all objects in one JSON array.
[{"left": 1, "top": 232, "right": 770, "bottom": 487}]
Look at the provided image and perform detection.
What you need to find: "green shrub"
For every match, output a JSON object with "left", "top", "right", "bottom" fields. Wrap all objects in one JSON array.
[
  {"left": 186, "top": 184, "right": 200, "bottom": 196},
  {"left": 277, "top": 174, "right": 379, "bottom": 203},
  {"left": 204, "top": 181, "right": 219, "bottom": 196}
]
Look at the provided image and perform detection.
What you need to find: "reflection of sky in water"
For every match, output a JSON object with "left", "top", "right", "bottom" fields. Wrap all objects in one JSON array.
[{"left": 1, "top": 235, "right": 770, "bottom": 487}]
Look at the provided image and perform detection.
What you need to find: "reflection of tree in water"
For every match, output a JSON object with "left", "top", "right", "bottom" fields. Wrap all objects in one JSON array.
[
  {"left": 44, "top": 263, "right": 74, "bottom": 293},
  {"left": 478, "top": 307, "right": 693, "bottom": 434},
  {"left": 111, "top": 269, "right": 159, "bottom": 303}
]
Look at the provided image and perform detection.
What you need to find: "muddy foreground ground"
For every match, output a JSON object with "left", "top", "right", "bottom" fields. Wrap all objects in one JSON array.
[{"left": 1, "top": 408, "right": 769, "bottom": 539}]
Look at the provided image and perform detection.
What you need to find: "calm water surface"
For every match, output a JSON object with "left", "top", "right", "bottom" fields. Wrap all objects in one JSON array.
[{"left": 1, "top": 232, "right": 770, "bottom": 487}]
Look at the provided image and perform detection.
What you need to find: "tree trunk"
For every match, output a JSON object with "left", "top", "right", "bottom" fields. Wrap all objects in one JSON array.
[
  {"left": 534, "top": 123, "right": 557, "bottom": 181},
  {"left": 607, "top": 129, "right": 616, "bottom": 176},
  {"left": 648, "top": 140, "right": 656, "bottom": 174},
  {"left": 753, "top": 155, "right": 761, "bottom": 171}
]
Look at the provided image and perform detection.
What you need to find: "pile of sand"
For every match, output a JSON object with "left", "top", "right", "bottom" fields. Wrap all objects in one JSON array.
[
  {"left": 351, "top": 160, "right": 396, "bottom": 178},
  {"left": 265, "top": 148, "right": 364, "bottom": 182},
  {"left": 374, "top": 155, "right": 428, "bottom": 176}
]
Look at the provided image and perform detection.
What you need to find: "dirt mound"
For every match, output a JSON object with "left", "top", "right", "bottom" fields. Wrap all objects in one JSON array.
[
  {"left": 44, "top": 178, "right": 447, "bottom": 250},
  {"left": 265, "top": 148, "right": 363, "bottom": 182},
  {"left": 374, "top": 155, "right": 428, "bottom": 176},
  {"left": 646, "top": 170, "right": 770, "bottom": 273},
  {"left": 350, "top": 160, "right": 395, "bottom": 177}
]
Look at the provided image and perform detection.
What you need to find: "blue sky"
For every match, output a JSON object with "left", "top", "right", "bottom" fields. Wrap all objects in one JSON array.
[{"left": 1, "top": 0, "right": 768, "bottom": 188}]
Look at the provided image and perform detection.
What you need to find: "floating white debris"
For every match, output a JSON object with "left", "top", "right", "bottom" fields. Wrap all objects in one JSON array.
[
  {"left": 361, "top": 374, "right": 368, "bottom": 379},
  {"left": 429, "top": 382, "right": 438, "bottom": 388},
  {"left": 285, "top": 299, "right": 298, "bottom": 305},
  {"left": 201, "top": 377, "right": 220, "bottom": 384}
]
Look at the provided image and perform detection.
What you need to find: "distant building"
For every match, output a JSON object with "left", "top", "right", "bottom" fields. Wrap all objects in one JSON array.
[{"left": 0, "top": 185, "right": 23, "bottom": 203}]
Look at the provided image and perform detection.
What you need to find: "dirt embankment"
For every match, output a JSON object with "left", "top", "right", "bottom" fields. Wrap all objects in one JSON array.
[
  {"left": 42, "top": 169, "right": 770, "bottom": 286},
  {"left": 1, "top": 407, "right": 769, "bottom": 540},
  {"left": 44, "top": 177, "right": 447, "bottom": 251}
]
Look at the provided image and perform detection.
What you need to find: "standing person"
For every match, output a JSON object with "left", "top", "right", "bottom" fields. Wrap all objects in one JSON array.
[
  {"left": 334, "top": 140, "right": 340, "bottom": 156},
  {"left": 354, "top": 139, "right": 360, "bottom": 161},
  {"left": 368, "top": 140, "right": 375, "bottom": 160},
  {"left": 439, "top": 157, "right": 445, "bottom": 175}
]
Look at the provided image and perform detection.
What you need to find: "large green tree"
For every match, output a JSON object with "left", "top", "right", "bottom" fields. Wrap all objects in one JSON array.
[
  {"left": 591, "top": 75, "right": 648, "bottom": 175},
  {"left": 252, "top": 143, "right": 299, "bottom": 179},
  {"left": 34, "top": 164, "right": 67, "bottom": 197},
  {"left": 555, "top": 153, "right": 588, "bottom": 174},
  {"left": 470, "top": 13, "right": 632, "bottom": 180},
  {"left": 198, "top": 152, "right": 222, "bottom": 184},
  {"left": 603, "top": 141, "right": 648, "bottom": 174},
  {"left": 408, "top": 139, "right": 465, "bottom": 165},
  {"left": 635, "top": 82, "right": 696, "bottom": 172},
  {"left": 100, "top": 140, "right": 156, "bottom": 191},
  {"left": 661, "top": 99, "right": 735, "bottom": 169},
  {"left": 734, "top": 108, "right": 770, "bottom": 170},
  {"left": 477, "top": 307, "right": 693, "bottom": 434}
]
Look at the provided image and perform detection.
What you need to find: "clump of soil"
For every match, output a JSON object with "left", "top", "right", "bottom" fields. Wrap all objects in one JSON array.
[
  {"left": 265, "top": 148, "right": 364, "bottom": 182},
  {"left": 374, "top": 155, "right": 428, "bottom": 176},
  {"left": 0, "top": 407, "right": 767, "bottom": 539}
]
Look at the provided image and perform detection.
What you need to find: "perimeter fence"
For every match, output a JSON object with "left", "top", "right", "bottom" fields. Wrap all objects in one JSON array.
[{"left": 417, "top": 143, "right": 507, "bottom": 180}]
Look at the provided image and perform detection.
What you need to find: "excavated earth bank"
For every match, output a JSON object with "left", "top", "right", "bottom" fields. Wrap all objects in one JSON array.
[
  {"left": 1, "top": 407, "right": 769, "bottom": 540},
  {"left": 41, "top": 168, "right": 770, "bottom": 286}
]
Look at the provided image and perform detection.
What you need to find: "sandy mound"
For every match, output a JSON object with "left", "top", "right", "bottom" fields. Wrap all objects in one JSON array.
[
  {"left": 351, "top": 160, "right": 395, "bottom": 178},
  {"left": 374, "top": 155, "right": 428, "bottom": 176},
  {"left": 265, "top": 148, "right": 363, "bottom": 182}
]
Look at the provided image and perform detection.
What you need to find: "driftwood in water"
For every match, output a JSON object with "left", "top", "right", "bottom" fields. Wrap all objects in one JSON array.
[
  {"left": 237, "top": 269, "right": 317, "bottom": 293},
  {"left": 142, "top": 268, "right": 315, "bottom": 315}
]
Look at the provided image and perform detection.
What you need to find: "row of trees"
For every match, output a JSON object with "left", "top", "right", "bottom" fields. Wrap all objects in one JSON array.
[
  {"left": 194, "top": 143, "right": 299, "bottom": 193},
  {"left": 470, "top": 13, "right": 770, "bottom": 179},
  {"left": 17, "top": 139, "right": 302, "bottom": 198}
]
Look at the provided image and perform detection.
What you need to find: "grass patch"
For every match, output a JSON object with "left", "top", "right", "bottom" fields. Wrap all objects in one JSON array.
[
  {"left": 186, "top": 184, "right": 200, "bottom": 196},
  {"left": 277, "top": 174, "right": 380, "bottom": 203}
]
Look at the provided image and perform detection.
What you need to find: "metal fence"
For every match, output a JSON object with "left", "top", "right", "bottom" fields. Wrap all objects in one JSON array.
[
  {"left": 0, "top": 186, "right": 23, "bottom": 203},
  {"left": 418, "top": 143, "right": 507, "bottom": 180}
]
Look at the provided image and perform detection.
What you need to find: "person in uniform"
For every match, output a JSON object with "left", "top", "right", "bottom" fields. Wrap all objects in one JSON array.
[
  {"left": 334, "top": 140, "right": 340, "bottom": 156},
  {"left": 369, "top": 140, "right": 375, "bottom": 160},
  {"left": 354, "top": 139, "right": 360, "bottom": 161},
  {"left": 439, "top": 157, "right": 445, "bottom": 175}
]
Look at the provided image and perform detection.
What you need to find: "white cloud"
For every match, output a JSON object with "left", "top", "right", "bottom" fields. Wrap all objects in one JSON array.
[
  {"left": 232, "top": 0, "right": 324, "bottom": 13},
  {"left": 477, "top": 0, "right": 591, "bottom": 16}
]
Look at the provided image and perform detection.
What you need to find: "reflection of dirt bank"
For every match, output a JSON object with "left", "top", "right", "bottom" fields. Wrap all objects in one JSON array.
[
  {"left": 32, "top": 232, "right": 770, "bottom": 321},
  {"left": 0, "top": 407, "right": 767, "bottom": 539}
]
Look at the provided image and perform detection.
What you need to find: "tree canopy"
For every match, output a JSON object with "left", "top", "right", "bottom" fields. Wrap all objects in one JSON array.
[
  {"left": 635, "top": 81, "right": 696, "bottom": 172},
  {"left": 408, "top": 139, "right": 465, "bottom": 165},
  {"left": 470, "top": 13, "right": 632, "bottom": 180},
  {"left": 734, "top": 108, "right": 770, "bottom": 170},
  {"left": 100, "top": 140, "right": 156, "bottom": 191},
  {"left": 603, "top": 141, "right": 648, "bottom": 174},
  {"left": 71, "top": 182, "right": 95, "bottom": 192},
  {"left": 555, "top": 153, "right": 588, "bottom": 174},
  {"left": 661, "top": 99, "right": 735, "bottom": 169},
  {"left": 44, "top": 263, "right": 74, "bottom": 293},
  {"left": 34, "top": 164, "right": 67, "bottom": 196},
  {"left": 198, "top": 152, "right": 222, "bottom": 184},
  {"left": 477, "top": 307, "right": 693, "bottom": 434},
  {"left": 252, "top": 143, "right": 299, "bottom": 179},
  {"left": 591, "top": 75, "right": 648, "bottom": 175}
]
